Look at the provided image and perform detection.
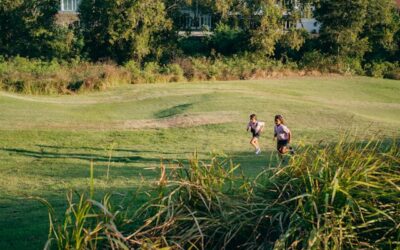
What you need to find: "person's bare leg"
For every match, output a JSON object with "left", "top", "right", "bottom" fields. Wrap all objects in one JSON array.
[
  {"left": 278, "top": 147, "right": 286, "bottom": 162},
  {"left": 255, "top": 139, "right": 261, "bottom": 154},
  {"left": 250, "top": 138, "right": 258, "bottom": 150}
]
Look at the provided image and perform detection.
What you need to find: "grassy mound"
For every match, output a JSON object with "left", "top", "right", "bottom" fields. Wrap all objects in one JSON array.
[{"left": 39, "top": 137, "right": 400, "bottom": 249}]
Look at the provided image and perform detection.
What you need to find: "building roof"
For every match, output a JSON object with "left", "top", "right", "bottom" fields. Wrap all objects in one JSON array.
[{"left": 397, "top": 0, "right": 400, "bottom": 8}]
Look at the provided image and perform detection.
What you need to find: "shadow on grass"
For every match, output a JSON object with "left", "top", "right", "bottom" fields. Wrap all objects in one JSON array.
[
  {"left": 0, "top": 185, "right": 149, "bottom": 250},
  {"left": 1, "top": 147, "right": 186, "bottom": 164},
  {"left": 227, "top": 149, "right": 292, "bottom": 176},
  {"left": 154, "top": 103, "right": 193, "bottom": 118},
  {"left": 35, "top": 144, "right": 192, "bottom": 155}
]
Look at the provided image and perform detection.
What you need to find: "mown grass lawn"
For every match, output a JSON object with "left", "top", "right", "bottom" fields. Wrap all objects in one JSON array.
[{"left": 0, "top": 76, "right": 399, "bottom": 249}]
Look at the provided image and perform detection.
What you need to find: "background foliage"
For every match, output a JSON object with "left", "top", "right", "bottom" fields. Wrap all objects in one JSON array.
[{"left": 0, "top": 0, "right": 399, "bottom": 80}]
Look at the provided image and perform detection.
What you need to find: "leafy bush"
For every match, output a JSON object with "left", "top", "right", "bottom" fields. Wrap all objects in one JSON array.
[
  {"left": 210, "top": 23, "right": 248, "bottom": 55},
  {"left": 39, "top": 137, "right": 400, "bottom": 249},
  {"left": 1, "top": 53, "right": 396, "bottom": 96},
  {"left": 301, "top": 51, "right": 366, "bottom": 75},
  {"left": 385, "top": 68, "right": 400, "bottom": 80},
  {"left": 0, "top": 58, "right": 131, "bottom": 94},
  {"left": 177, "top": 37, "right": 211, "bottom": 56},
  {"left": 142, "top": 62, "right": 162, "bottom": 83},
  {"left": 365, "top": 61, "right": 399, "bottom": 78},
  {"left": 163, "top": 63, "right": 185, "bottom": 82},
  {"left": 124, "top": 60, "right": 143, "bottom": 83}
]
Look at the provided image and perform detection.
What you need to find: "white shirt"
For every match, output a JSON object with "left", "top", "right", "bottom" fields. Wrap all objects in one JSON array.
[
  {"left": 274, "top": 124, "right": 290, "bottom": 140},
  {"left": 248, "top": 121, "right": 265, "bottom": 133}
]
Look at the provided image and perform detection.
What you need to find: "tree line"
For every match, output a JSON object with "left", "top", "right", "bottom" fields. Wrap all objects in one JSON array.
[{"left": 0, "top": 0, "right": 399, "bottom": 68}]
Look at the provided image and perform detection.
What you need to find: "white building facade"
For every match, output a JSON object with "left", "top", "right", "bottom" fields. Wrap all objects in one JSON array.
[{"left": 60, "top": 0, "right": 80, "bottom": 12}]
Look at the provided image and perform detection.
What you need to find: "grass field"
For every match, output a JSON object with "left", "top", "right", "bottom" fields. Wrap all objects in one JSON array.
[{"left": 0, "top": 76, "right": 399, "bottom": 249}]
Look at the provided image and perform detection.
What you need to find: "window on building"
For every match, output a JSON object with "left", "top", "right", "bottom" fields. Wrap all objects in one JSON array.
[
  {"left": 202, "top": 15, "right": 211, "bottom": 29},
  {"left": 60, "top": 0, "right": 80, "bottom": 12},
  {"left": 181, "top": 12, "right": 211, "bottom": 30},
  {"left": 184, "top": 15, "right": 193, "bottom": 29}
]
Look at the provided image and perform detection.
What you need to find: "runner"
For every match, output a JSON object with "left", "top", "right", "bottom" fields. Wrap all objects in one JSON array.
[
  {"left": 247, "top": 114, "right": 265, "bottom": 154},
  {"left": 273, "top": 114, "right": 295, "bottom": 159}
]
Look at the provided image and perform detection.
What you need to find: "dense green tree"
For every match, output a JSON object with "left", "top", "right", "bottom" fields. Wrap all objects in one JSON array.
[
  {"left": 312, "top": 0, "right": 400, "bottom": 65},
  {"left": 361, "top": 0, "right": 400, "bottom": 62},
  {"left": 313, "top": 0, "right": 370, "bottom": 59},
  {"left": 79, "top": 0, "right": 172, "bottom": 63},
  {"left": 212, "top": 0, "right": 308, "bottom": 56},
  {"left": 0, "top": 0, "right": 75, "bottom": 59},
  {"left": 164, "top": 0, "right": 288, "bottom": 56},
  {"left": 0, "top": 0, "right": 397, "bottom": 66},
  {"left": 210, "top": 23, "right": 248, "bottom": 55},
  {"left": 248, "top": 0, "right": 283, "bottom": 56}
]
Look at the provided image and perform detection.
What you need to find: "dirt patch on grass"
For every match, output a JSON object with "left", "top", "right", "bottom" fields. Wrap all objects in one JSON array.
[{"left": 121, "top": 112, "right": 236, "bottom": 129}]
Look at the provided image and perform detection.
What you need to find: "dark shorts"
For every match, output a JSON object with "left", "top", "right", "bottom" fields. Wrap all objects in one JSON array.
[
  {"left": 251, "top": 128, "right": 260, "bottom": 139},
  {"left": 277, "top": 140, "right": 288, "bottom": 151}
]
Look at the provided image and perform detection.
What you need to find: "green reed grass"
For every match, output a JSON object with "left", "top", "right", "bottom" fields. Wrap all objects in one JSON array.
[
  {"left": 39, "top": 137, "right": 400, "bottom": 249},
  {"left": 255, "top": 138, "right": 400, "bottom": 249}
]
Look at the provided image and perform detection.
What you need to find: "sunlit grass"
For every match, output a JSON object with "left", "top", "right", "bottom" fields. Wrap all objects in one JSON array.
[{"left": 0, "top": 77, "right": 399, "bottom": 249}]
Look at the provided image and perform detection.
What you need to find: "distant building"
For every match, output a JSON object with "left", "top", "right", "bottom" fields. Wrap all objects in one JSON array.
[
  {"left": 179, "top": 8, "right": 212, "bottom": 30},
  {"left": 280, "top": 1, "right": 320, "bottom": 33},
  {"left": 296, "top": 18, "right": 320, "bottom": 33},
  {"left": 55, "top": 0, "right": 80, "bottom": 26},
  {"left": 60, "top": 0, "right": 80, "bottom": 12}
]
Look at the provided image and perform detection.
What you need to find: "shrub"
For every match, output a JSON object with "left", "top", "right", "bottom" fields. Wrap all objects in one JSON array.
[
  {"left": 164, "top": 63, "right": 186, "bottom": 82},
  {"left": 191, "top": 57, "right": 214, "bottom": 80},
  {"left": 169, "top": 54, "right": 300, "bottom": 82},
  {"left": 4, "top": 53, "right": 397, "bottom": 96},
  {"left": 210, "top": 23, "right": 248, "bottom": 55},
  {"left": 177, "top": 37, "right": 211, "bottom": 56},
  {"left": 130, "top": 138, "right": 400, "bottom": 249},
  {"left": 385, "top": 68, "right": 400, "bottom": 80},
  {"left": 301, "top": 52, "right": 366, "bottom": 75},
  {"left": 365, "top": 61, "right": 398, "bottom": 78},
  {"left": 0, "top": 58, "right": 131, "bottom": 94},
  {"left": 257, "top": 139, "right": 400, "bottom": 249},
  {"left": 124, "top": 60, "right": 144, "bottom": 83},
  {"left": 40, "top": 137, "right": 400, "bottom": 249},
  {"left": 173, "top": 57, "right": 196, "bottom": 80},
  {"left": 301, "top": 51, "right": 338, "bottom": 73},
  {"left": 142, "top": 62, "right": 163, "bottom": 83}
]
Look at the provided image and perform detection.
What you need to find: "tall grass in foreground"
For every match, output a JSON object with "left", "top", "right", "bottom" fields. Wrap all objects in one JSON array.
[{"left": 38, "top": 138, "right": 400, "bottom": 249}]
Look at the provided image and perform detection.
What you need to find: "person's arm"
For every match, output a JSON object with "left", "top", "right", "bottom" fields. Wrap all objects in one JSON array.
[
  {"left": 246, "top": 122, "right": 250, "bottom": 132},
  {"left": 273, "top": 127, "right": 277, "bottom": 141},
  {"left": 257, "top": 122, "right": 265, "bottom": 133}
]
